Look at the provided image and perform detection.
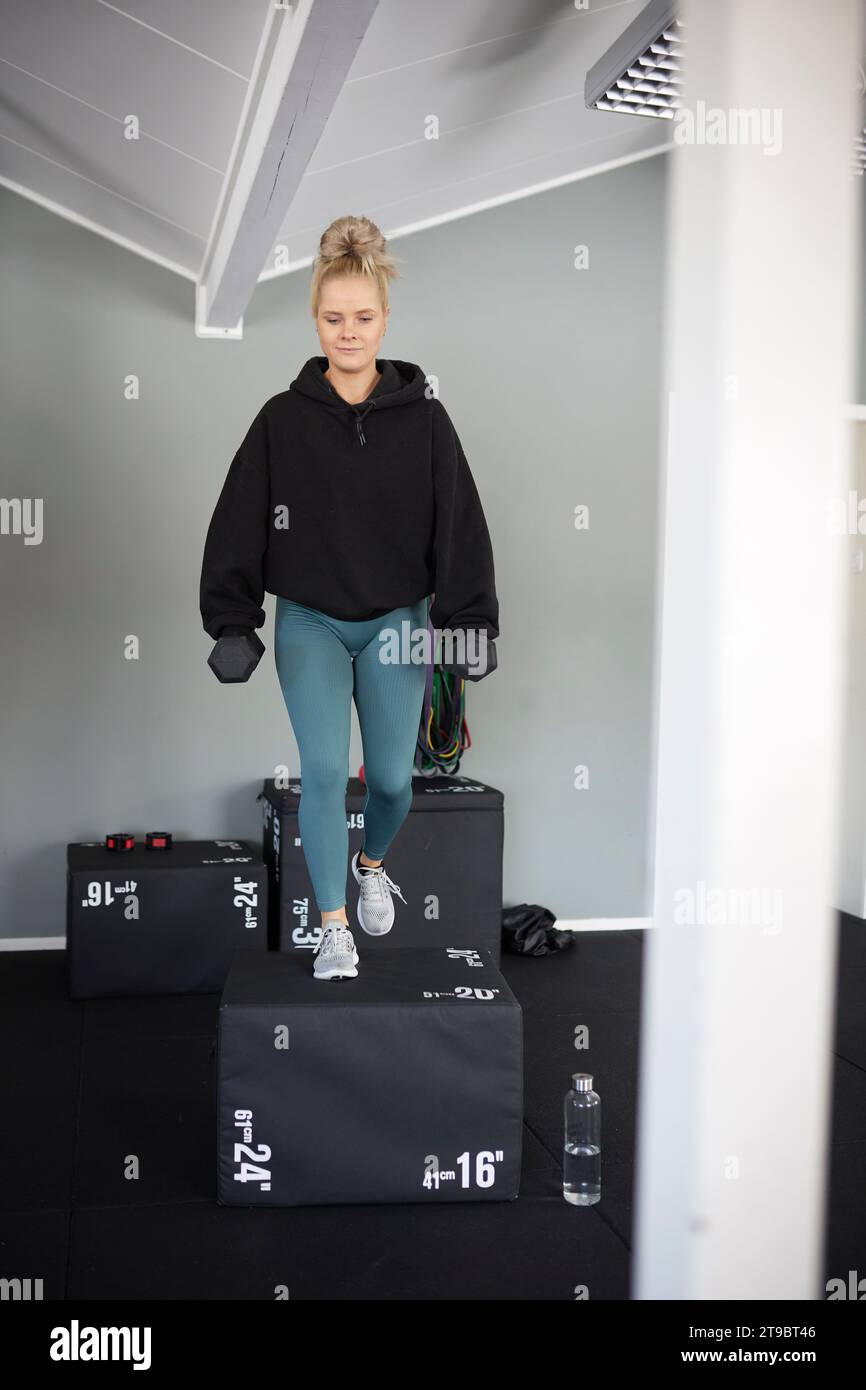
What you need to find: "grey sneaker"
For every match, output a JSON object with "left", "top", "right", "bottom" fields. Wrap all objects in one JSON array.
[
  {"left": 313, "top": 922, "right": 359, "bottom": 980},
  {"left": 351, "top": 851, "right": 407, "bottom": 936}
]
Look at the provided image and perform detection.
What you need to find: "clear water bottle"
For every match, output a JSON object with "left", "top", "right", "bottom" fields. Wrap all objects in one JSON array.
[{"left": 563, "top": 1072, "right": 601, "bottom": 1205}]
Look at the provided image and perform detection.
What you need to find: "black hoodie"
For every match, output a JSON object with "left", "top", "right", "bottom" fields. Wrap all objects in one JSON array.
[{"left": 199, "top": 356, "right": 499, "bottom": 645}]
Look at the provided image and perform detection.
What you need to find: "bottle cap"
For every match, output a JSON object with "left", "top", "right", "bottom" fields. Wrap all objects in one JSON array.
[{"left": 572, "top": 1073, "right": 593, "bottom": 1091}]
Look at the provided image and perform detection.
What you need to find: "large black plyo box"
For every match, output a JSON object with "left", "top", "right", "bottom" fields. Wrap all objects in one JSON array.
[
  {"left": 66, "top": 839, "right": 268, "bottom": 999},
  {"left": 261, "top": 775, "right": 504, "bottom": 964},
  {"left": 217, "top": 945, "right": 523, "bottom": 1207}
]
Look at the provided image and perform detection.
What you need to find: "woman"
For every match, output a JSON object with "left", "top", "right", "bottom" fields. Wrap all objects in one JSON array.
[{"left": 199, "top": 215, "right": 499, "bottom": 980}]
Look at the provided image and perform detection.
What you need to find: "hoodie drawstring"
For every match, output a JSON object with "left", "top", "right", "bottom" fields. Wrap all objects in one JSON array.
[{"left": 353, "top": 400, "right": 377, "bottom": 446}]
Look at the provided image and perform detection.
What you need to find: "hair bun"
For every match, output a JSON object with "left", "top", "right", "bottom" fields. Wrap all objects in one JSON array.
[
  {"left": 320, "top": 219, "right": 385, "bottom": 263},
  {"left": 311, "top": 215, "right": 403, "bottom": 317}
]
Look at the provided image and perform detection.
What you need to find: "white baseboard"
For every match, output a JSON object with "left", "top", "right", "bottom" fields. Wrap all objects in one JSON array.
[
  {"left": 554, "top": 918, "right": 651, "bottom": 932},
  {"left": 0, "top": 937, "right": 66, "bottom": 950}
]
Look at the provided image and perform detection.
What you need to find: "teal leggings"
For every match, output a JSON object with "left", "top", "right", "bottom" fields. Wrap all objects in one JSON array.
[{"left": 274, "top": 594, "right": 430, "bottom": 911}]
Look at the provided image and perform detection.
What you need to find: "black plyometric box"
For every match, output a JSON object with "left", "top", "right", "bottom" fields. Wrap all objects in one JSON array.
[
  {"left": 66, "top": 839, "right": 268, "bottom": 999},
  {"left": 216, "top": 945, "right": 523, "bottom": 1207},
  {"left": 261, "top": 775, "right": 504, "bottom": 964}
]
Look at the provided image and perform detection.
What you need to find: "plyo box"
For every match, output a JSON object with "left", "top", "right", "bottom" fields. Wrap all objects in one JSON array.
[
  {"left": 216, "top": 944, "right": 523, "bottom": 1207},
  {"left": 261, "top": 775, "right": 504, "bottom": 964},
  {"left": 66, "top": 838, "right": 268, "bottom": 999}
]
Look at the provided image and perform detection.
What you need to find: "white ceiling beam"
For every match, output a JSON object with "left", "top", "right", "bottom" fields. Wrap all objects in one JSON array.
[{"left": 195, "top": 0, "right": 379, "bottom": 339}]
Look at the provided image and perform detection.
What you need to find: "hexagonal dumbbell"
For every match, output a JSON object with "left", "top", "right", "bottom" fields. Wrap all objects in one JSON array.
[{"left": 207, "top": 626, "right": 265, "bottom": 684}]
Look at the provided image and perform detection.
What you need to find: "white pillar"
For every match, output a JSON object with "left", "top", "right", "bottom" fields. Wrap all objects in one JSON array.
[{"left": 634, "top": 0, "right": 863, "bottom": 1299}]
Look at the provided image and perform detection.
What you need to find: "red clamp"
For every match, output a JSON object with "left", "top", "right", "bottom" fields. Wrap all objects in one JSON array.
[{"left": 105, "top": 833, "right": 135, "bottom": 852}]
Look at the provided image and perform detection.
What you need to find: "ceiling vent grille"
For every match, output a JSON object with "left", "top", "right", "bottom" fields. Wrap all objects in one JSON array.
[{"left": 585, "top": 0, "right": 684, "bottom": 121}]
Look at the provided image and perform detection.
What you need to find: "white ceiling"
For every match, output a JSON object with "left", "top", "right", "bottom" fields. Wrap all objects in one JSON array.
[{"left": 0, "top": 0, "right": 669, "bottom": 321}]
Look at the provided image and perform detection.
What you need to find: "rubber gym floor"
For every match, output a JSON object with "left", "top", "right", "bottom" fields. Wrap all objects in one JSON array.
[{"left": 1, "top": 917, "right": 863, "bottom": 1300}]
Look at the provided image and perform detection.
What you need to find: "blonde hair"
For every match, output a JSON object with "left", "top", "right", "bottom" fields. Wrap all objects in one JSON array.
[{"left": 310, "top": 215, "right": 402, "bottom": 318}]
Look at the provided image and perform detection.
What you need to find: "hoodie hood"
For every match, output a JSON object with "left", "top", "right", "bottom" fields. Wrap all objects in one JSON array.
[
  {"left": 289, "top": 356, "right": 430, "bottom": 447},
  {"left": 290, "top": 356, "right": 428, "bottom": 413}
]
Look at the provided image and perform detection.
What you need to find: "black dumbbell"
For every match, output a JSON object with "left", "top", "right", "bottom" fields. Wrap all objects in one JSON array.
[
  {"left": 208, "top": 626, "right": 265, "bottom": 683},
  {"left": 438, "top": 632, "right": 498, "bottom": 682}
]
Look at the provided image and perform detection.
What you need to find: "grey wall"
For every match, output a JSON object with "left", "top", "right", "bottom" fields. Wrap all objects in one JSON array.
[{"left": 0, "top": 154, "right": 667, "bottom": 939}]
